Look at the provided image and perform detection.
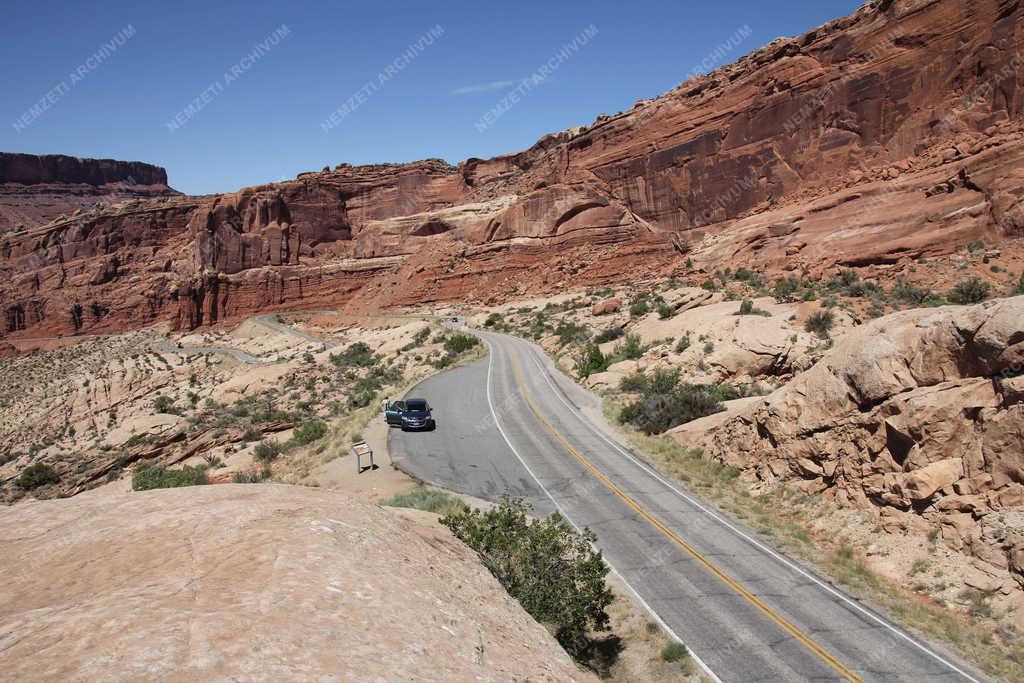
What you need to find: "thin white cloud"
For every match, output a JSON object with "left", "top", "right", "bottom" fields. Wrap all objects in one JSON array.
[{"left": 450, "top": 80, "right": 516, "bottom": 95}]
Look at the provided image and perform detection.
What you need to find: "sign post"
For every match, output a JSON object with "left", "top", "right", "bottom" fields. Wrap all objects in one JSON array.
[{"left": 352, "top": 440, "right": 375, "bottom": 474}]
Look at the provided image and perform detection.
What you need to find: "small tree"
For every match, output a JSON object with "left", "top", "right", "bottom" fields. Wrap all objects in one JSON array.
[
  {"left": 1013, "top": 272, "right": 1024, "bottom": 296},
  {"left": 805, "top": 310, "right": 835, "bottom": 337},
  {"left": 18, "top": 462, "right": 60, "bottom": 490},
  {"left": 441, "top": 496, "right": 613, "bottom": 663},
  {"left": 948, "top": 277, "right": 991, "bottom": 305}
]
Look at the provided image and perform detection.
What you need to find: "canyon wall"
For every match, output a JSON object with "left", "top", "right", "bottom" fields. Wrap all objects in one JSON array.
[
  {"left": 2, "top": 0, "right": 1024, "bottom": 337},
  {"left": 0, "top": 153, "right": 179, "bottom": 235}
]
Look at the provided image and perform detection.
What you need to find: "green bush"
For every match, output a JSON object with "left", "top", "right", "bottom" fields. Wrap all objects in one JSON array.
[
  {"left": 948, "top": 277, "right": 991, "bottom": 305},
  {"left": 18, "top": 462, "right": 60, "bottom": 489},
  {"left": 330, "top": 342, "right": 378, "bottom": 368},
  {"left": 1015, "top": 272, "right": 1024, "bottom": 296},
  {"left": 554, "top": 321, "right": 590, "bottom": 347},
  {"left": 617, "top": 369, "right": 735, "bottom": 435},
  {"left": 594, "top": 326, "right": 623, "bottom": 344},
  {"left": 254, "top": 439, "right": 283, "bottom": 462},
  {"left": 232, "top": 465, "right": 271, "bottom": 483},
  {"left": 661, "top": 642, "right": 689, "bottom": 662},
  {"left": 657, "top": 303, "right": 677, "bottom": 319},
  {"left": 291, "top": 420, "right": 326, "bottom": 445},
  {"left": 441, "top": 496, "right": 613, "bottom": 663},
  {"left": 153, "top": 395, "right": 177, "bottom": 414},
  {"left": 736, "top": 299, "right": 770, "bottom": 316},
  {"left": 891, "top": 278, "right": 940, "bottom": 306},
  {"left": 381, "top": 488, "right": 468, "bottom": 516},
  {"left": 629, "top": 298, "right": 650, "bottom": 317},
  {"left": 132, "top": 465, "right": 207, "bottom": 491},
  {"left": 575, "top": 345, "right": 609, "bottom": 379},
  {"left": 805, "top": 310, "right": 835, "bottom": 337},
  {"left": 674, "top": 335, "right": 691, "bottom": 353},
  {"left": 444, "top": 332, "right": 481, "bottom": 354},
  {"left": 612, "top": 333, "right": 645, "bottom": 361}
]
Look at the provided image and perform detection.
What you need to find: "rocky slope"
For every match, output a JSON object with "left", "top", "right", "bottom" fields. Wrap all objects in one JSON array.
[
  {"left": 677, "top": 297, "right": 1024, "bottom": 590},
  {"left": 0, "top": 153, "right": 179, "bottom": 235},
  {"left": 0, "top": 484, "right": 591, "bottom": 681},
  {"left": 3, "top": 0, "right": 1024, "bottom": 338}
]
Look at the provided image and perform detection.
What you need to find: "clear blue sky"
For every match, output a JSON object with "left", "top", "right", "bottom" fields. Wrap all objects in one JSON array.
[{"left": 1, "top": 0, "right": 862, "bottom": 195}]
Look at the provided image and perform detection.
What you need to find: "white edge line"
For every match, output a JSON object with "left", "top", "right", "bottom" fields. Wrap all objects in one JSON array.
[
  {"left": 479, "top": 334, "right": 724, "bottom": 683},
  {"left": 519, "top": 338, "right": 981, "bottom": 683}
]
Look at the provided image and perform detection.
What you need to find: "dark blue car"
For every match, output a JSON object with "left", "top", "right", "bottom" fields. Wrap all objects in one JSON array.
[{"left": 384, "top": 398, "right": 435, "bottom": 431}]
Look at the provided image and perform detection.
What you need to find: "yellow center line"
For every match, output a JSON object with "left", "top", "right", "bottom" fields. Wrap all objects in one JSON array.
[{"left": 505, "top": 346, "right": 863, "bottom": 683}]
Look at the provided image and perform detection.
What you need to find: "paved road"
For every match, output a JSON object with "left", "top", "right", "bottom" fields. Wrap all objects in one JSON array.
[
  {"left": 391, "top": 329, "right": 983, "bottom": 683},
  {"left": 152, "top": 340, "right": 264, "bottom": 364}
]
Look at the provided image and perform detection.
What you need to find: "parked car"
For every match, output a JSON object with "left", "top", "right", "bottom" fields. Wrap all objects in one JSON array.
[{"left": 392, "top": 398, "right": 435, "bottom": 431}]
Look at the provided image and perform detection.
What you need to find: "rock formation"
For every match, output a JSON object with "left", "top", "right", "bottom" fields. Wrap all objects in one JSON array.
[
  {"left": 2, "top": 0, "right": 1024, "bottom": 338},
  {"left": 0, "top": 153, "right": 179, "bottom": 235},
  {"left": 677, "top": 297, "right": 1024, "bottom": 587},
  {"left": 0, "top": 484, "right": 591, "bottom": 681}
]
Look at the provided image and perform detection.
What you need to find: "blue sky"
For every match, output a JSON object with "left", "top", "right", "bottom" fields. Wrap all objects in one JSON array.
[{"left": 1, "top": 0, "right": 862, "bottom": 195}]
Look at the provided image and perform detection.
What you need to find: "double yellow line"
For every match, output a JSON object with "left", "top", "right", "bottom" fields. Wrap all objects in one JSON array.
[{"left": 505, "top": 348, "right": 863, "bottom": 682}]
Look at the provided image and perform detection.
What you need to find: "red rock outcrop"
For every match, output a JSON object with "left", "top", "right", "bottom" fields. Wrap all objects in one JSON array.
[
  {"left": 681, "top": 298, "right": 1024, "bottom": 585},
  {"left": 0, "top": 153, "right": 180, "bottom": 235},
  {"left": 2, "top": 0, "right": 1024, "bottom": 338}
]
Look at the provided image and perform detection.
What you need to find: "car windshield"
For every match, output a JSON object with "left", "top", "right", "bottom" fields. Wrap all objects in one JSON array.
[{"left": 405, "top": 400, "right": 427, "bottom": 412}]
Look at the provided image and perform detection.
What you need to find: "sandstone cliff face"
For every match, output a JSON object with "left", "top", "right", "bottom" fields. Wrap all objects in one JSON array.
[
  {"left": 0, "top": 153, "right": 179, "bottom": 236},
  {"left": 681, "top": 297, "right": 1024, "bottom": 586},
  {"left": 2, "top": 0, "right": 1024, "bottom": 338}
]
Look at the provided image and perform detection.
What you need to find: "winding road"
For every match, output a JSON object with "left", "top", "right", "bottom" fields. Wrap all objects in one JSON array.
[{"left": 390, "top": 328, "right": 983, "bottom": 683}]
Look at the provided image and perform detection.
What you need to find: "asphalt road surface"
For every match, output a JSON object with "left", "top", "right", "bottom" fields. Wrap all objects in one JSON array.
[{"left": 390, "top": 329, "right": 984, "bottom": 683}]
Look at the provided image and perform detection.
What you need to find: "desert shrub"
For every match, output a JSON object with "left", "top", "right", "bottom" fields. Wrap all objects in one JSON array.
[
  {"left": 629, "top": 297, "right": 650, "bottom": 317},
  {"left": 554, "top": 321, "right": 590, "bottom": 347},
  {"left": 444, "top": 332, "right": 481, "bottom": 354},
  {"left": 575, "top": 345, "right": 609, "bottom": 379},
  {"left": 132, "top": 465, "right": 207, "bottom": 491},
  {"left": 700, "top": 278, "right": 719, "bottom": 292},
  {"left": 948, "top": 277, "right": 991, "bottom": 305},
  {"left": 241, "top": 427, "right": 262, "bottom": 442},
  {"left": 381, "top": 488, "right": 468, "bottom": 516},
  {"left": 483, "top": 313, "right": 502, "bottom": 328},
  {"left": 736, "top": 299, "right": 770, "bottom": 316},
  {"left": 254, "top": 439, "right": 283, "bottom": 462},
  {"left": 18, "top": 462, "right": 60, "bottom": 489},
  {"left": 618, "top": 369, "right": 734, "bottom": 434},
  {"left": 657, "top": 303, "right": 677, "bottom": 319},
  {"left": 891, "top": 278, "right": 939, "bottom": 306},
  {"left": 232, "top": 465, "right": 271, "bottom": 483},
  {"left": 805, "top": 310, "right": 835, "bottom": 337},
  {"left": 674, "top": 335, "right": 691, "bottom": 353},
  {"left": 661, "top": 642, "right": 689, "bottom": 662},
  {"left": 291, "top": 420, "right": 326, "bottom": 445},
  {"left": 441, "top": 496, "right": 613, "bottom": 663},
  {"left": 330, "top": 342, "right": 377, "bottom": 368},
  {"left": 1015, "top": 272, "right": 1024, "bottom": 296},
  {"left": 594, "top": 326, "right": 623, "bottom": 344},
  {"left": 153, "top": 395, "right": 177, "bottom": 414},
  {"left": 612, "top": 333, "right": 645, "bottom": 361}
]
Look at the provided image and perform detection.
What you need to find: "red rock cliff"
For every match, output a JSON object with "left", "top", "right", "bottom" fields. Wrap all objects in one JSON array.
[{"left": 2, "top": 0, "right": 1023, "bottom": 337}]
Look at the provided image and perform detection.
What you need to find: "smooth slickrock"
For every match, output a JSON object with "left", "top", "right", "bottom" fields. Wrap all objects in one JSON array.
[{"left": 0, "top": 484, "right": 592, "bottom": 682}]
